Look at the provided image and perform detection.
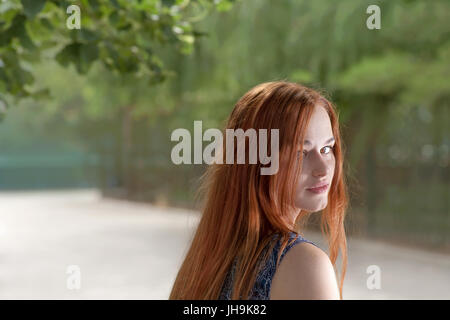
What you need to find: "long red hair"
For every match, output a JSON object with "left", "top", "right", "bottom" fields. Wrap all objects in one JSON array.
[{"left": 169, "top": 81, "right": 348, "bottom": 299}]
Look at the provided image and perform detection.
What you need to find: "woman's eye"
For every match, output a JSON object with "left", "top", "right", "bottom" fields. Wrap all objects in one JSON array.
[
  {"left": 323, "top": 146, "right": 333, "bottom": 154},
  {"left": 298, "top": 146, "right": 334, "bottom": 158}
]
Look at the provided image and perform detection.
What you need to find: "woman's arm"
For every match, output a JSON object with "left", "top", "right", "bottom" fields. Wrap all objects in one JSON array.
[{"left": 270, "top": 242, "right": 340, "bottom": 300}]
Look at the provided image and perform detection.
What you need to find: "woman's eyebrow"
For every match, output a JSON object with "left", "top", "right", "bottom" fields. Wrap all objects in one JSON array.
[{"left": 303, "top": 137, "right": 335, "bottom": 146}]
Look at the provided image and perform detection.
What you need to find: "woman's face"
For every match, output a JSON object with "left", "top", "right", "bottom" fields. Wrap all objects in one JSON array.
[{"left": 294, "top": 104, "right": 336, "bottom": 213}]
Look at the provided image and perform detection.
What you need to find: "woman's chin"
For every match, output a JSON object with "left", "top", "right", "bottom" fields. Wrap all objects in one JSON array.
[{"left": 298, "top": 203, "right": 328, "bottom": 213}]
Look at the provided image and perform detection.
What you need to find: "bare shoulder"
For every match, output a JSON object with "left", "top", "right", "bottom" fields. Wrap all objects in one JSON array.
[{"left": 270, "top": 242, "right": 340, "bottom": 300}]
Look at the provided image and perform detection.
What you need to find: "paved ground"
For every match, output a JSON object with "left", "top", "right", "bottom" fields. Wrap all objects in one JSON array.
[{"left": 0, "top": 189, "right": 448, "bottom": 299}]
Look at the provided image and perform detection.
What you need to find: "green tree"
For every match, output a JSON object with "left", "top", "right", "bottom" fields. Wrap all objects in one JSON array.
[{"left": 0, "top": 0, "right": 235, "bottom": 116}]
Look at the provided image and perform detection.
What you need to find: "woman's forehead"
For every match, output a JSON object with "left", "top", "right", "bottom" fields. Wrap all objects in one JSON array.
[{"left": 303, "top": 105, "right": 333, "bottom": 144}]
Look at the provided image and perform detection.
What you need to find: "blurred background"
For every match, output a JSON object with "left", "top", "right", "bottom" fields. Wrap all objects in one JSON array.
[{"left": 0, "top": 0, "right": 448, "bottom": 299}]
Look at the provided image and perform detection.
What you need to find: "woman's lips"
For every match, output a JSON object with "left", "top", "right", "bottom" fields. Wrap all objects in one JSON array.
[{"left": 306, "top": 183, "right": 329, "bottom": 194}]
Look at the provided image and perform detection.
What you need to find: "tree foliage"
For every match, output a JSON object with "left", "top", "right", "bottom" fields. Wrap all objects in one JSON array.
[{"left": 0, "top": 0, "right": 235, "bottom": 111}]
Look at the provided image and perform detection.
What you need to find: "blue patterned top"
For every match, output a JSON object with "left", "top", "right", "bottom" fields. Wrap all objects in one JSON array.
[{"left": 219, "top": 232, "right": 318, "bottom": 300}]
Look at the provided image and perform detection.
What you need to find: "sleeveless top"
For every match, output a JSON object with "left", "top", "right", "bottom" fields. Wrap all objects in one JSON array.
[{"left": 218, "top": 231, "right": 319, "bottom": 300}]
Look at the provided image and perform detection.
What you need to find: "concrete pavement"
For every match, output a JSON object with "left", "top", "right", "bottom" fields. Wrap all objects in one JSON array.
[{"left": 0, "top": 190, "right": 448, "bottom": 299}]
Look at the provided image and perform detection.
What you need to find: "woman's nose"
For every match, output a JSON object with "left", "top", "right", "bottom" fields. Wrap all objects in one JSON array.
[{"left": 310, "top": 151, "right": 329, "bottom": 177}]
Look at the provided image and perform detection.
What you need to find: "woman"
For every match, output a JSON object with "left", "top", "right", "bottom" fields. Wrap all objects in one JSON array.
[{"left": 169, "top": 81, "right": 348, "bottom": 300}]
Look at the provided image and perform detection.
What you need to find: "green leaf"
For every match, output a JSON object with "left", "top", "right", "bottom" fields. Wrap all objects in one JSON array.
[
  {"left": 55, "top": 42, "right": 99, "bottom": 74},
  {"left": 80, "top": 28, "right": 100, "bottom": 42},
  {"left": 115, "top": 52, "right": 139, "bottom": 73},
  {"left": 18, "top": 23, "right": 37, "bottom": 50},
  {"left": 80, "top": 43, "right": 99, "bottom": 67},
  {"left": 21, "top": 0, "right": 46, "bottom": 19},
  {"left": 2, "top": 12, "right": 37, "bottom": 50},
  {"left": 3, "top": 13, "right": 26, "bottom": 44},
  {"left": 39, "top": 17, "right": 53, "bottom": 30},
  {"left": 55, "top": 42, "right": 81, "bottom": 67}
]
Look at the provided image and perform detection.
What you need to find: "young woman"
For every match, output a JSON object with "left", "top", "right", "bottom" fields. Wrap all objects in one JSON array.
[{"left": 169, "top": 81, "right": 348, "bottom": 300}]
